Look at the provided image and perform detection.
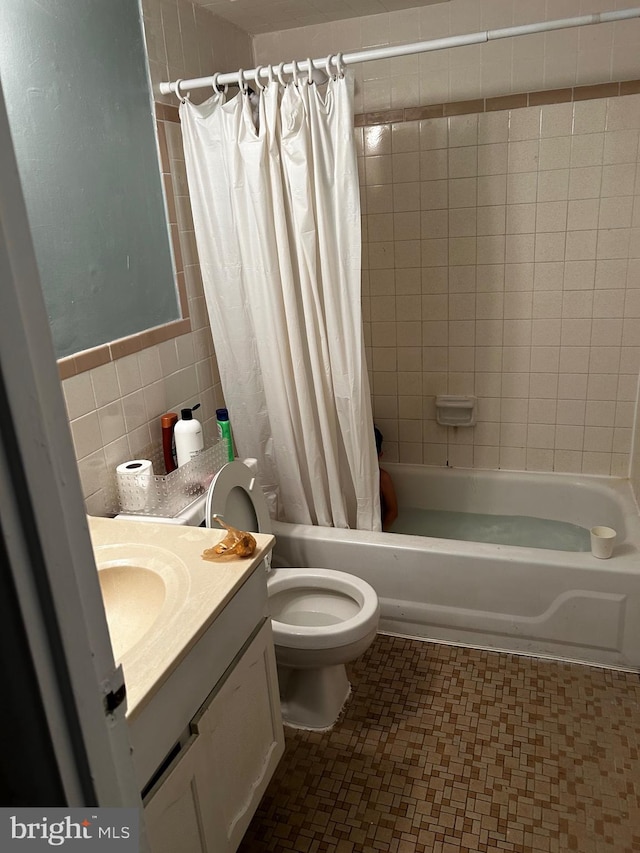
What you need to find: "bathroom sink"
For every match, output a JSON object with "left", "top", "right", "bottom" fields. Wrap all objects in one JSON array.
[
  {"left": 98, "top": 565, "right": 166, "bottom": 661},
  {"left": 94, "top": 543, "right": 191, "bottom": 662},
  {"left": 88, "top": 515, "right": 275, "bottom": 725}
]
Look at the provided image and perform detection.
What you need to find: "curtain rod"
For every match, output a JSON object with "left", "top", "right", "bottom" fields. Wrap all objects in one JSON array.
[{"left": 159, "top": 8, "right": 640, "bottom": 97}]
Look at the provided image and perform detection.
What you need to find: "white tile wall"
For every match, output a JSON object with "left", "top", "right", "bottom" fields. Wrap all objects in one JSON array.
[
  {"left": 62, "top": 0, "right": 640, "bottom": 509},
  {"left": 142, "top": 0, "right": 254, "bottom": 104},
  {"left": 359, "top": 94, "right": 640, "bottom": 476},
  {"left": 253, "top": 0, "right": 640, "bottom": 112},
  {"left": 61, "top": 0, "right": 253, "bottom": 515}
]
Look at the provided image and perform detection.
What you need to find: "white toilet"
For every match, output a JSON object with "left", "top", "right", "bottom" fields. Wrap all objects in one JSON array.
[{"left": 205, "top": 461, "right": 380, "bottom": 730}]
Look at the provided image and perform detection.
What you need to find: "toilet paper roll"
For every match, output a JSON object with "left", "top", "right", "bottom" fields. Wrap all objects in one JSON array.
[{"left": 116, "top": 459, "right": 154, "bottom": 513}]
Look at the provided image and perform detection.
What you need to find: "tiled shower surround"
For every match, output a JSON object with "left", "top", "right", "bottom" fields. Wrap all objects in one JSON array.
[
  {"left": 359, "top": 94, "right": 640, "bottom": 475},
  {"left": 65, "top": 89, "right": 640, "bottom": 513},
  {"left": 59, "top": 0, "right": 640, "bottom": 509}
]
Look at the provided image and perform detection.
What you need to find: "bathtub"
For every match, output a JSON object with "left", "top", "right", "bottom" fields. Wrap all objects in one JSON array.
[{"left": 272, "top": 465, "right": 640, "bottom": 671}]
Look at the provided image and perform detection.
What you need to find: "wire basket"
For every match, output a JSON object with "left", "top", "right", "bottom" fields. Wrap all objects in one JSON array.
[{"left": 106, "top": 440, "right": 229, "bottom": 518}]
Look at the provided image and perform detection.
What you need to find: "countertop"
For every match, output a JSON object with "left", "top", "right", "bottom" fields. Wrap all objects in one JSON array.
[{"left": 88, "top": 516, "right": 274, "bottom": 718}]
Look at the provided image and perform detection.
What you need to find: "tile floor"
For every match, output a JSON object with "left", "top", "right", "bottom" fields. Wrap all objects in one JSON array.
[{"left": 239, "top": 634, "right": 640, "bottom": 853}]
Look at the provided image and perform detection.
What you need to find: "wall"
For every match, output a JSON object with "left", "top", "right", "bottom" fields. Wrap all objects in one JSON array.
[
  {"left": 59, "top": 0, "right": 252, "bottom": 515},
  {"left": 143, "top": 0, "right": 253, "bottom": 107},
  {"left": 60, "top": 0, "right": 640, "bottom": 510},
  {"left": 253, "top": 0, "right": 640, "bottom": 479},
  {"left": 357, "top": 94, "right": 640, "bottom": 474},
  {"left": 253, "top": 0, "right": 640, "bottom": 112}
]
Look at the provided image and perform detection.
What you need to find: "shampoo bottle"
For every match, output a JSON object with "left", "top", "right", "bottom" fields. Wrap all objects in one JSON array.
[
  {"left": 175, "top": 404, "right": 204, "bottom": 467},
  {"left": 216, "top": 407, "right": 234, "bottom": 462},
  {"left": 161, "top": 412, "right": 178, "bottom": 473}
]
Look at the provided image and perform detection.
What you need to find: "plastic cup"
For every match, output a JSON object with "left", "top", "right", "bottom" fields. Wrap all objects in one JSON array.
[{"left": 590, "top": 526, "right": 616, "bottom": 559}]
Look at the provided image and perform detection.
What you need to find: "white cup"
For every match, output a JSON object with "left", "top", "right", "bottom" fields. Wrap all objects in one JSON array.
[{"left": 590, "top": 526, "right": 616, "bottom": 559}]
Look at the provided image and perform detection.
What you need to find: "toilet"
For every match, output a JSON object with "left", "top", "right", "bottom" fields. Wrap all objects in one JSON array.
[{"left": 205, "top": 461, "right": 380, "bottom": 730}]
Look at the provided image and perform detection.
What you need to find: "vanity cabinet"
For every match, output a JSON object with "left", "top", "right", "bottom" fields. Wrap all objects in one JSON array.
[
  {"left": 87, "top": 517, "right": 282, "bottom": 852},
  {"left": 144, "top": 619, "right": 284, "bottom": 853}
]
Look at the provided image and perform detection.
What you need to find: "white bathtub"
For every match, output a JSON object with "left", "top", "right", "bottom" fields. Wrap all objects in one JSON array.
[{"left": 272, "top": 465, "right": 640, "bottom": 671}]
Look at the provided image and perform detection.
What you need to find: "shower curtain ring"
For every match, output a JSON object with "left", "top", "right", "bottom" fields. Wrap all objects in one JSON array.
[
  {"left": 211, "top": 72, "right": 223, "bottom": 95},
  {"left": 335, "top": 53, "right": 345, "bottom": 78},
  {"left": 325, "top": 54, "right": 335, "bottom": 78},
  {"left": 253, "top": 65, "right": 266, "bottom": 91},
  {"left": 305, "top": 58, "right": 314, "bottom": 85},
  {"left": 174, "top": 78, "right": 188, "bottom": 102},
  {"left": 291, "top": 60, "right": 300, "bottom": 86},
  {"left": 276, "top": 61, "right": 287, "bottom": 87},
  {"left": 237, "top": 68, "right": 247, "bottom": 94},
  {"left": 267, "top": 64, "right": 274, "bottom": 85}
]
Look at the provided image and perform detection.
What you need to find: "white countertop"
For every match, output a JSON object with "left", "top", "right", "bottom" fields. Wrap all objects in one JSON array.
[{"left": 88, "top": 516, "right": 274, "bottom": 718}]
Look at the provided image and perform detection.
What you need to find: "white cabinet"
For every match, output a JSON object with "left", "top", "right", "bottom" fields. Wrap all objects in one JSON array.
[
  {"left": 142, "top": 734, "right": 206, "bottom": 853},
  {"left": 144, "top": 620, "right": 284, "bottom": 853}
]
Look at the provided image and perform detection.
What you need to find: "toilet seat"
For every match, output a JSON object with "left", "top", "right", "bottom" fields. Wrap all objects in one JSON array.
[
  {"left": 205, "top": 461, "right": 272, "bottom": 534},
  {"left": 268, "top": 569, "right": 380, "bottom": 650}
]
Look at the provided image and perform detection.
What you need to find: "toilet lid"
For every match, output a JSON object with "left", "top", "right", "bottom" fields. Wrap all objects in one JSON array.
[{"left": 205, "top": 461, "right": 272, "bottom": 534}]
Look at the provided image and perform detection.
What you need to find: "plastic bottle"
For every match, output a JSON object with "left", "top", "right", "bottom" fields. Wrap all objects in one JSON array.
[
  {"left": 161, "top": 412, "right": 178, "bottom": 474},
  {"left": 174, "top": 404, "right": 204, "bottom": 467},
  {"left": 216, "top": 407, "right": 234, "bottom": 462}
]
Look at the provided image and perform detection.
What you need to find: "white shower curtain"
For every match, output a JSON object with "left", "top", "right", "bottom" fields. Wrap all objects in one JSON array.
[{"left": 179, "top": 74, "right": 381, "bottom": 530}]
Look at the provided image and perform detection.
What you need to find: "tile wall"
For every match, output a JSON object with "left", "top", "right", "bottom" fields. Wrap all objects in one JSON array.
[
  {"left": 60, "top": 0, "right": 253, "bottom": 516},
  {"left": 143, "top": 0, "right": 253, "bottom": 106},
  {"left": 358, "top": 94, "right": 640, "bottom": 474},
  {"left": 253, "top": 0, "right": 640, "bottom": 113},
  {"left": 60, "top": 0, "right": 640, "bottom": 510},
  {"left": 254, "top": 2, "right": 640, "bottom": 485}
]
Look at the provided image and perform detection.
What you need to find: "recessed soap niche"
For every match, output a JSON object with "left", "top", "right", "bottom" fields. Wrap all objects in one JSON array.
[{"left": 435, "top": 395, "right": 477, "bottom": 427}]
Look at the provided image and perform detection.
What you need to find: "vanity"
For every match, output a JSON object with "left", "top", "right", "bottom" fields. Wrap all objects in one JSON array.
[{"left": 88, "top": 517, "right": 284, "bottom": 853}]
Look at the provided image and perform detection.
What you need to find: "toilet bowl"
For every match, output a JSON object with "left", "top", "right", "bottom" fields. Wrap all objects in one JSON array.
[
  {"left": 268, "top": 568, "right": 379, "bottom": 729},
  {"left": 206, "top": 461, "right": 380, "bottom": 729}
]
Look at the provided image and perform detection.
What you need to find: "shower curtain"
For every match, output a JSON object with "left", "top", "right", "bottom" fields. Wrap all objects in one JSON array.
[{"left": 179, "top": 74, "right": 381, "bottom": 531}]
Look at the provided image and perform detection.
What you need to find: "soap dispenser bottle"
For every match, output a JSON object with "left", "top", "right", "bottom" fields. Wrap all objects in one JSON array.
[{"left": 174, "top": 404, "right": 204, "bottom": 467}]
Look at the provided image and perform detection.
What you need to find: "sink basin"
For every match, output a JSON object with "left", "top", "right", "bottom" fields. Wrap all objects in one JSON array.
[
  {"left": 95, "top": 544, "right": 190, "bottom": 661},
  {"left": 98, "top": 566, "right": 167, "bottom": 661}
]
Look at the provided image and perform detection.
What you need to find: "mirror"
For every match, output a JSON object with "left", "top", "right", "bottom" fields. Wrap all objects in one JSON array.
[{"left": 0, "top": 0, "right": 179, "bottom": 359}]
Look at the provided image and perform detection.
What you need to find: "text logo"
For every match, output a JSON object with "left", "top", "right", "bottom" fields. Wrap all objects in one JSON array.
[{"left": 0, "top": 809, "right": 138, "bottom": 851}]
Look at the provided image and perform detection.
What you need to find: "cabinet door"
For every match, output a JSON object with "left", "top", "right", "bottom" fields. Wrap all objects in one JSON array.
[
  {"left": 195, "top": 620, "right": 285, "bottom": 852},
  {"left": 144, "top": 735, "right": 207, "bottom": 853}
]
